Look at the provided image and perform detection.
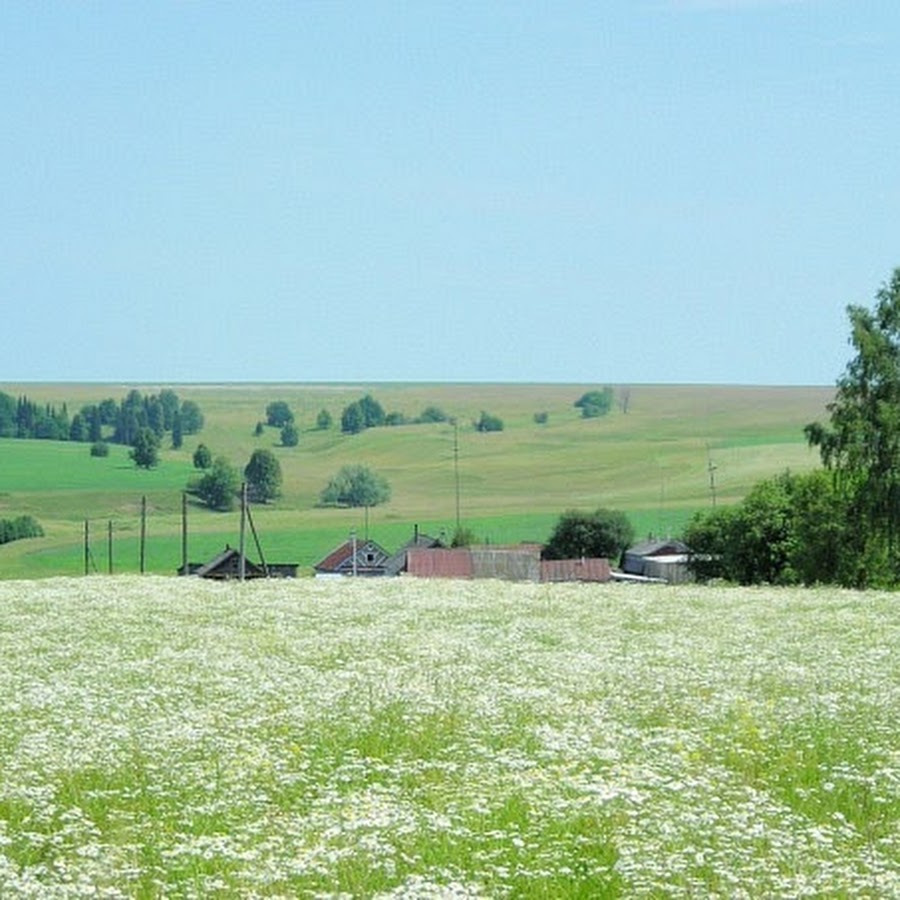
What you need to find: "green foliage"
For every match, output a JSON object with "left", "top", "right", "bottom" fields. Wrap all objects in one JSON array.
[
  {"left": 281, "top": 422, "right": 299, "bottom": 447},
  {"left": 0, "top": 515, "right": 43, "bottom": 545},
  {"left": 69, "top": 413, "right": 87, "bottom": 442},
  {"left": 244, "top": 449, "right": 282, "bottom": 503},
  {"left": 179, "top": 400, "right": 204, "bottom": 435},
  {"left": 806, "top": 267, "right": 900, "bottom": 584},
  {"left": 265, "top": 401, "right": 294, "bottom": 428},
  {"left": 450, "top": 525, "right": 478, "bottom": 547},
  {"left": 341, "top": 394, "right": 385, "bottom": 434},
  {"left": 316, "top": 408, "right": 333, "bottom": 430},
  {"left": 191, "top": 457, "right": 240, "bottom": 511},
  {"left": 129, "top": 428, "right": 160, "bottom": 469},
  {"left": 542, "top": 508, "right": 634, "bottom": 561},
  {"left": 340, "top": 402, "right": 364, "bottom": 435},
  {"left": 192, "top": 443, "right": 212, "bottom": 470},
  {"left": 575, "top": 387, "right": 614, "bottom": 418},
  {"left": 474, "top": 411, "right": 504, "bottom": 432},
  {"left": 254, "top": 421, "right": 265, "bottom": 437},
  {"left": 89, "top": 441, "right": 109, "bottom": 458},
  {"left": 1, "top": 394, "right": 71, "bottom": 440},
  {"left": 682, "top": 470, "right": 852, "bottom": 586},
  {"left": 0, "top": 392, "right": 15, "bottom": 437},
  {"left": 320, "top": 464, "right": 391, "bottom": 508},
  {"left": 385, "top": 411, "right": 407, "bottom": 426},
  {"left": 171, "top": 411, "right": 183, "bottom": 449},
  {"left": 533, "top": 411, "right": 549, "bottom": 425},
  {"left": 419, "top": 406, "right": 448, "bottom": 424}
]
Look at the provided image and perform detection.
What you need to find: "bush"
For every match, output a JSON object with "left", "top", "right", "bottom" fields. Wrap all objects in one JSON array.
[
  {"left": 193, "top": 443, "right": 212, "bottom": 469},
  {"left": 316, "top": 408, "right": 333, "bottom": 430},
  {"left": 281, "top": 423, "right": 299, "bottom": 447},
  {"left": 419, "top": 406, "right": 448, "bottom": 424},
  {"left": 474, "top": 411, "right": 504, "bottom": 433},
  {"left": 574, "top": 388, "right": 613, "bottom": 418},
  {"left": 90, "top": 441, "right": 110, "bottom": 458}
]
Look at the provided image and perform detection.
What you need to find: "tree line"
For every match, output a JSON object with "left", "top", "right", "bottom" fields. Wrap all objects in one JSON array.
[
  {"left": 0, "top": 515, "right": 43, "bottom": 546},
  {"left": 0, "top": 389, "right": 203, "bottom": 448}
]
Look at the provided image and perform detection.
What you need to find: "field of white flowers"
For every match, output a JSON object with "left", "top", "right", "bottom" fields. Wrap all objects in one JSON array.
[{"left": 0, "top": 576, "right": 899, "bottom": 898}]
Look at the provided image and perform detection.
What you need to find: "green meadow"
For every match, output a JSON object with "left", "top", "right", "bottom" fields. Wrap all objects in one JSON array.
[
  {"left": 0, "top": 383, "right": 832, "bottom": 578},
  {"left": 1, "top": 576, "right": 898, "bottom": 897}
]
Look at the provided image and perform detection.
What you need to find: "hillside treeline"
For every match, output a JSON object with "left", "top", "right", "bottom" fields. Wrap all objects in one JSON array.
[
  {"left": 0, "top": 515, "right": 43, "bottom": 545},
  {"left": 0, "top": 389, "right": 203, "bottom": 445}
]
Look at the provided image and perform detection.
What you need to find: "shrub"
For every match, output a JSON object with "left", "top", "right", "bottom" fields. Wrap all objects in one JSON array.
[
  {"left": 90, "top": 441, "right": 110, "bottom": 458},
  {"left": 474, "top": 411, "right": 504, "bottom": 433}
]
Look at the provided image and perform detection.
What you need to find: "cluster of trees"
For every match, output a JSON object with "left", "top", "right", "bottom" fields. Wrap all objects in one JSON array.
[
  {"left": 541, "top": 508, "right": 634, "bottom": 562},
  {"left": 0, "top": 515, "right": 43, "bottom": 546},
  {"left": 188, "top": 447, "right": 284, "bottom": 511},
  {"left": 0, "top": 395, "right": 74, "bottom": 440},
  {"left": 683, "top": 470, "right": 847, "bottom": 586},
  {"left": 319, "top": 464, "right": 391, "bottom": 508},
  {"left": 685, "top": 268, "right": 900, "bottom": 588},
  {"left": 339, "top": 395, "right": 454, "bottom": 434},
  {"left": 0, "top": 389, "right": 203, "bottom": 453},
  {"left": 261, "top": 402, "right": 300, "bottom": 446},
  {"left": 188, "top": 439, "right": 391, "bottom": 515}
]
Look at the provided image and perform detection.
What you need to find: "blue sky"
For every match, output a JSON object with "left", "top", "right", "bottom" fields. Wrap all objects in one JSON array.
[{"left": 3, "top": 1, "right": 898, "bottom": 385}]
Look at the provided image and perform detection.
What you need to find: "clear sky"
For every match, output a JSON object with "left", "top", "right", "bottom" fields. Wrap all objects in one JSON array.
[{"left": 3, "top": 1, "right": 898, "bottom": 385}]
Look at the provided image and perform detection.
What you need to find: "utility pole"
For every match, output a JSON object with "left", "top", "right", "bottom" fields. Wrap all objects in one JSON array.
[
  {"left": 707, "top": 447, "right": 718, "bottom": 508},
  {"left": 239, "top": 482, "right": 247, "bottom": 581},
  {"left": 453, "top": 423, "right": 461, "bottom": 532},
  {"left": 181, "top": 492, "right": 188, "bottom": 576},
  {"left": 140, "top": 495, "right": 147, "bottom": 573}
]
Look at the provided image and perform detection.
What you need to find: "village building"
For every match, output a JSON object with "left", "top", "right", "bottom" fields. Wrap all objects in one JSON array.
[
  {"left": 179, "top": 545, "right": 299, "bottom": 579},
  {"left": 313, "top": 537, "right": 392, "bottom": 577},
  {"left": 621, "top": 538, "right": 692, "bottom": 584}
]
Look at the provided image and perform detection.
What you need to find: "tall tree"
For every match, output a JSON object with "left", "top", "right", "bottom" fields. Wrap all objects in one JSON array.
[
  {"left": 265, "top": 401, "right": 294, "bottom": 428},
  {"left": 130, "top": 427, "right": 160, "bottom": 469},
  {"left": 244, "top": 449, "right": 282, "bottom": 502},
  {"left": 806, "top": 267, "right": 900, "bottom": 583}
]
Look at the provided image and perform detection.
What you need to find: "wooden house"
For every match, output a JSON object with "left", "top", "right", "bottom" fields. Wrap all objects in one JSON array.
[
  {"left": 314, "top": 538, "right": 392, "bottom": 577},
  {"left": 180, "top": 546, "right": 298, "bottom": 580}
]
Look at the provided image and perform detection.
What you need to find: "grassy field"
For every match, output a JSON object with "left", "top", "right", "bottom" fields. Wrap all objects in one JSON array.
[
  {"left": 0, "top": 383, "right": 832, "bottom": 578},
  {"left": 0, "top": 575, "right": 898, "bottom": 897}
]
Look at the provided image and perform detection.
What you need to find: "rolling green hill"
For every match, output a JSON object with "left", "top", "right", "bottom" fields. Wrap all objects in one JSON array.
[{"left": 0, "top": 383, "right": 833, "bottom": 578}]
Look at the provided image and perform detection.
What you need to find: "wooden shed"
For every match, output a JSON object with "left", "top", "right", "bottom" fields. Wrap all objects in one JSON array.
[{"left": 622, "top": 539, "right": 693, "bottom": 584}]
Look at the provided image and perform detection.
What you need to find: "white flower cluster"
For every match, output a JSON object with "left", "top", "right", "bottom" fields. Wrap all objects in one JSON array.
[{"left": 0, "top": 576, "right": 898, "bottom": 896}]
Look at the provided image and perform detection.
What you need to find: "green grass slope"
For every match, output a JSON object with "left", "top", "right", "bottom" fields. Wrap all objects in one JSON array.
[{"left": 0, "top": 383, "right": 833, "bottom": 578}]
